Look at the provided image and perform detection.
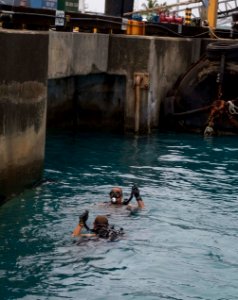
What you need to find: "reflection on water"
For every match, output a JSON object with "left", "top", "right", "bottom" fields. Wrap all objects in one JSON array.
[{"left": 1, "top": 131, "right": 238, "bottom": 299}]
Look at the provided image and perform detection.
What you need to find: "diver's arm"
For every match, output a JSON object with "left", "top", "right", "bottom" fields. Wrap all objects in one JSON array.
[
  {"left": 79, "top": 233, "right": 96, "bottom": 237},
  {"left": 72, "top": 209, "right": 93, "bottom": 237},
  {"left": 137, "top": 198, "right": 145, "bottom": 208},
  {"left": 72, "top": 223, "right": 84, "bottom": 237},
  {"left": 126, "top": 199, "right": 144, "bottom": 212},
  {"left": 132, "top": 185, "right": 145, "bottom": 208},
  {"left": 126, "top": 185, "right": 145, "bottom": 211},
  {"left": 71, "top": 224, "right": 96, "bottom": 237}
]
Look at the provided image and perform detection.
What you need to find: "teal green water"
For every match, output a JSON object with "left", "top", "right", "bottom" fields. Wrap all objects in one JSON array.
[{"left": 1, "top": 131, "right": 238, "bottom": 300}]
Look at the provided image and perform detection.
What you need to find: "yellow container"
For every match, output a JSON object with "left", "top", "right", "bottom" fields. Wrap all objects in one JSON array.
[{"left": 126, "top": 20, "right": 145, "bottom": 36}]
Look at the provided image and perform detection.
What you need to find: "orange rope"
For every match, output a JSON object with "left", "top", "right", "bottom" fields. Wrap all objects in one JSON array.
[{"left": 206, "top": 99, "right": 238, "bottom": 129}]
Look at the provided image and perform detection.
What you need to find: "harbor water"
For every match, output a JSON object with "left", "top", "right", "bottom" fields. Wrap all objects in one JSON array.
[{"left": 0, "top": 130, "right": 238, "bottom": 300}]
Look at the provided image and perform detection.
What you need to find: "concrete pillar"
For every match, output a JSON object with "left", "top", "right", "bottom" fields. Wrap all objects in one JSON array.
[{"left": 0, "top": 31, "right": 49, "bottom": 203}]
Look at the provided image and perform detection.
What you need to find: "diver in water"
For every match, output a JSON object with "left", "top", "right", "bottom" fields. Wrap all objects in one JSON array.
[
  {"left": 108, "top": 184, "right": 145, "bottom": 212},
  {"left": 72, "top": 210, "right": 124, "bottom": 241}
]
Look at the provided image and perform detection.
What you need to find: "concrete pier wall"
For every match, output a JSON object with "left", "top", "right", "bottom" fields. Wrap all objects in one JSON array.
[
  {"left": 0, "top": 29, "right": 203, "bottom": 201},
  {"left": 0, "top": 30, "right": 48, "bottom": 202},
  {"left": 107, "top": 35, "right": 201, "bottom": 132},
  {"left": 47, "top": 32, "right": 202, "bottom": 133}
]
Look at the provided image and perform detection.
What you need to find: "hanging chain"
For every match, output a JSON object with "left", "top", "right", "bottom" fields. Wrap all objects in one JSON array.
[{"left": 217, "top": 84, "right": 223, "bottom": 100}]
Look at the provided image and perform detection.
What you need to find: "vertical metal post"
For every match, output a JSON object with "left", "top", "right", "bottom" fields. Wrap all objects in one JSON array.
[
  {"left": 133, "top": 72, "right": 149, "bottom": 133},
  {"left": 207, "top": 0, "right": 218, "bottom": 29},
  {"left": 134, "top": 75, "right": 141, "bottom": 133}
]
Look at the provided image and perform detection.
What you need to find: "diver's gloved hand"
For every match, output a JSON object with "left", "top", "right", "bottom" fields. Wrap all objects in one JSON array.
[
  {"left": 132, "top": 185, "right": 142, "bottom": 201},
  {"left": 123, "top": 185, "right": 134, "bottom": 205},
  {"left": 79, "top": 210, "right": 89, "bottom": 226},
  {"left": 123, "top": 198, "right": 132, "bottom": 205}
]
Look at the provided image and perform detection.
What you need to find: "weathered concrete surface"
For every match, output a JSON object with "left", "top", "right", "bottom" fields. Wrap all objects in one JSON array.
[
  {"left": 47, "top": 32, "right": 202, "bottom": 133},
  {"left": 47, "top": 77, "right": 75, "bottom": 128},
  {"left": 0, "top": 30, "right": 204, "bottom": 201},
  {"left": 47, "top": 74, "right": 126, "bottom": 130},
  {"left": 47, "top": 32, "right": 125, "bottom": 130},
  {"left": 48, "top": 32, "right": 109, "bottom": 78},
  {"left": 0, "top": 30, "right": 48, "bottom": 202},
  {"left": 73, "top": 74, "right": 126, "bottom": 131},
  {"left": 107, "top": 35, "right": 201, "bottom": 132}
]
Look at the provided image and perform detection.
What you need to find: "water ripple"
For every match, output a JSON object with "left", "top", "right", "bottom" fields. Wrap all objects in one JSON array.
[{"left": 1, "top": 132, "right": 238, "bottom": 300}]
